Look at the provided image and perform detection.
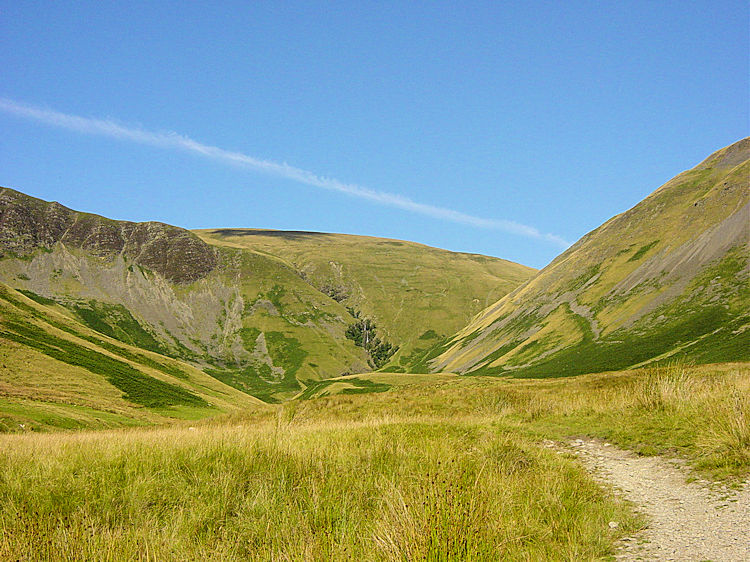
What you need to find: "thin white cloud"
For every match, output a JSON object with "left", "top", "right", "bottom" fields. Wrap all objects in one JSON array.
[{"left": 0, "top": 98, "right": 571, "bottom": 248}]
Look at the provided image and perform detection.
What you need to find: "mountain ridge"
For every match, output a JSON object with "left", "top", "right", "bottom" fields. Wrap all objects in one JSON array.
[
  {"left": 0, "top": 187, "right": 217, "bottom": 283},
  {"left": 200, "top": 227, "right": 528, "bottom": 264}
]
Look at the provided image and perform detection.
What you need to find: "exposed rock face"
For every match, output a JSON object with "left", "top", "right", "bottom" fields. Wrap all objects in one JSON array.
[{"left": 0, "top": 188, "right": 216, "bottom": 283}]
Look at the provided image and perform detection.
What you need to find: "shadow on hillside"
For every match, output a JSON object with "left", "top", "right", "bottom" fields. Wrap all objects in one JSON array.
[{"left": 209, "top": 229, "right": 328, "bottom": 241}]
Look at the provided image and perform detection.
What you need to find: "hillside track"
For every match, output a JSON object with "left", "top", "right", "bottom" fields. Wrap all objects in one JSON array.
[{"left": 565, "top": 439, "right": 750, "bottom": 561}]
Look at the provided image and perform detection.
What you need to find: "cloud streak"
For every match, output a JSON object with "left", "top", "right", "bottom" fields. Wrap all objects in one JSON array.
[{"left": 0, "top": 98, "right": 570, "bottom": 248}]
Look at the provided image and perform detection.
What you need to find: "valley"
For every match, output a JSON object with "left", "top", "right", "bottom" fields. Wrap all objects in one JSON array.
[
  {"left": 0, "top": 187, "right": 535, "bottom": 411},
  {"left": 0, "top": 139, "right": 748, "bottom": 560}
]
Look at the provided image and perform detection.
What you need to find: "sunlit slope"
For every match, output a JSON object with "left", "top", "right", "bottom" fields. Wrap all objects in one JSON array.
[
  {"left": 1, "top": 361, "right": 745, "bottom": 558},
  {"left": 0, "top": 188, "right": 370, "bottom": 403},
  {"left": 195, "top": 229, "right": 536, "bottom": 369},
  {"left": 435, "top": 138, "right": 750, "bottom": 376},
  {"left": 0, "top": 242, "right": 370, "bottom": 402},
  {"left": 0, "top": 283, "right": 266, "bottom": 431}
]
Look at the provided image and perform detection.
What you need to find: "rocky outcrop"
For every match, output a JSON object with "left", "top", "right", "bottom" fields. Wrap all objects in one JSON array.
[{"left": 0, "top": 188, "right": 215, "bottom": 283}]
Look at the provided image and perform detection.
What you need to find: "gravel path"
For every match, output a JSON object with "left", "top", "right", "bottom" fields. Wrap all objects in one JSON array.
[{"left": 565, "top": 438, "right": 750, "bottom": 561}]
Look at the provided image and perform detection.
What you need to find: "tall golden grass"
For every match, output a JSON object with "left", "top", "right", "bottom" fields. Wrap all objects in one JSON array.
[
  {"left": 0, "top": 362, "right": 746, "bottom": 560},
  {"left": 0, "top": 418, "right": 638, "bottom": 560}
]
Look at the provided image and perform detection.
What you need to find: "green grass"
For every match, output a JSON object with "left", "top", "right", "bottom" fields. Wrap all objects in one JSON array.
[
  {"left": 298, "top": 376, "right": 391, "bottom": 399},
  {"left": 565, "top": 264, "right": 601, "bottom": 292},
  {"left": 0, "top": 399, "right": 150, "bottom": 433},
  {"left": 66, "top": 299, "right": 170, "bottom": 355},
  {"left": 0, "top": 288, "right": 214, "bottom": 408},
  {"left": 205, "top": 364, "right": 300, "bottom": 404},
  {"left": 266, "top": 284, "right": 286, "bottom": 312},
  {"left": 0, "top": 415, "right": 638, "bottom": 561},
  {"left": 264, "top": 331, "right": 307, "bottom": 377},
  {"left": 6, "top": 289, "right": 191, "bottom": 380},
  {"left": 205, "top": 331, "right": 307, "bottom": 403},
  {"left": 493, "top": 305, "right": 744, "bottom": 378},
  {"left": 390, "top": 334, "right": 453, "bottom": 374},
  {"left": 418, "top": 329, "right": 439, "bottom": 340},
  {"left": 0, "top": 362, "right": 747, "bottom": 559},
  {"left": 627, "top": 240, "right": 660, "bottom": 262},
  {"left": 17, "top": 289, "right": 55, "bottom": 306},
  {"left": 0, "top": 320, "right": 206, "bottom": 408}
]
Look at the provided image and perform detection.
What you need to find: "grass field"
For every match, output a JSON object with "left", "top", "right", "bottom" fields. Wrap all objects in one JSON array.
[{"left": 1, "top": 362, "right": 747, "bottom": 560}]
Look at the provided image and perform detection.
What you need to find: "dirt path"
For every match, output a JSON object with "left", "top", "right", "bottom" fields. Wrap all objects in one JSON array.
[{"left": 565, "top": 439, "right": 750, "bottom": 561}]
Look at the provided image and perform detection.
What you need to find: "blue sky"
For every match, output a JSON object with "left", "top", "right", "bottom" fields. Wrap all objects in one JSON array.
[{"left": 1, "top": 1, "right": 747, "bottom": 268}]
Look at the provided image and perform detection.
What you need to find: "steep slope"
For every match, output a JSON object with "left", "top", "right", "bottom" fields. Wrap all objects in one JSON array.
[
  {"left": 0, "top": 189, "right": 216, "bottom": 283},
  {"left": 195, "top": 229, "right": 536, "bottom": 371},
  {"left": 0, "top": 282, "right": 265, "bottom": 431},
  {"left": 434, "top": 138, "right": 750, "bottom": 376}
]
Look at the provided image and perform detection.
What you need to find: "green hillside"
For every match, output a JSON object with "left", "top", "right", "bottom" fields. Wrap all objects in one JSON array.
[
  {"left": 0, "top": 188, "right": 533, "bottom": 407},
  {"left": 2, "top": 138, "right": 745, "bottom": 414},
  {"left": 195, "top": 229, "right": 535, "bottom": 371},
  {"left": 0, "top": 282, "right": 266, "bottom": 431},
  {"left": 434, "top": 138, "right": 750, "bottom": 376}
]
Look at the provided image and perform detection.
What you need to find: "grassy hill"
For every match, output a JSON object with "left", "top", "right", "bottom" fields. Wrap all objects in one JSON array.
[
  {"left": 0, "top": 188, "right": 533, "bottom": 406},
  {"left": 434, "top": 138, "right": 750, "bottom": 376},
  {"left": 0, "top": 189, "right": 371, "bottom": 403},
  {"left": 195, "top": 228, "right": 535, "bottom": 371}
]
